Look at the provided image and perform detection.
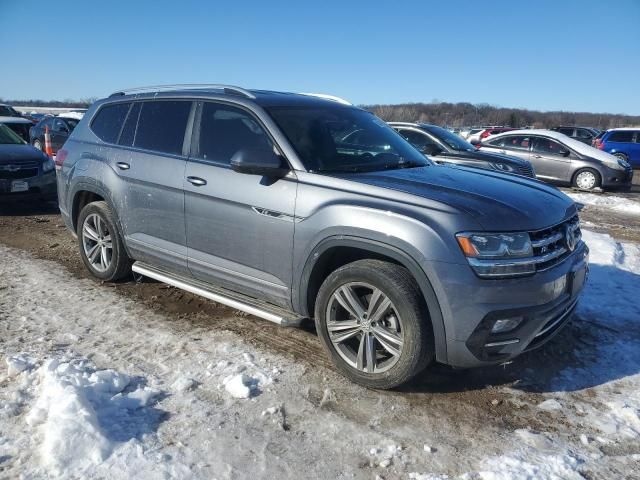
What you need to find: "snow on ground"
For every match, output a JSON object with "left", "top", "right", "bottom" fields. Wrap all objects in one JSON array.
[
  {"left": 1, "top": 228, "right": 639, "bottom": 479},
  {"left": 567, "top": 192, "right": 640, "bottom": 215}
]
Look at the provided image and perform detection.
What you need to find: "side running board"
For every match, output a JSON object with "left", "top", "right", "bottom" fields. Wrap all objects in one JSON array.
[{"left": 132, "top": 262, "right": 304, "bottom": 327}]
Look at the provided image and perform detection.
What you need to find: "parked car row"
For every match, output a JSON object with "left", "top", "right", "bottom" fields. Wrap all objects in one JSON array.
[{"left": 29, "top": 116, "right": 80, "bottom": 155}]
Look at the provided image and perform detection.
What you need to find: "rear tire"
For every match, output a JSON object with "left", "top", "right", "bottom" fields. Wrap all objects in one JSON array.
[
  {"left": 572, "top": 168, "right": 601, "bottom": 191},
  {"left": 613, "top": 152, "right": 628, "bottom": 163},
  {"left": 314, "top": 259, "right": 434, "bottom": 389},
  {"left": 77, "top": 201, "right": 131, "bottom": 281}
]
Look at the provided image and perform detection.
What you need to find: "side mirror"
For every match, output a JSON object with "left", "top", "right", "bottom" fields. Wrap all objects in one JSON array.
[
  {"left": 421, "top": 144, "right": 444, "bottom": 156},
  {"left": 230, "top": 147, "right": 289, "bottom": 177},
  {"left": 560, "top": 149, "right": 570, "bottom": 157}
]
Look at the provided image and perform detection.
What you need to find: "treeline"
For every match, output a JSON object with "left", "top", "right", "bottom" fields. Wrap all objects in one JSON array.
[
  {"left": 365, "top": 102, "right": 640, "bottom": 130},
  {"left": 0, "top": 98, "right": 93, "bottom": 109}
]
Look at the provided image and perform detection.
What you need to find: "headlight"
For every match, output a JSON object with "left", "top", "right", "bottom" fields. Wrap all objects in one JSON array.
[
  {"left": 490, "top": 162, "right": 515, "bottom": 173},
  {"left": 617, "top": 158, "right": 630, "bottom": 169},
  {"left": 42, "top": 157, "right": 55, "bottom": 172},
  {"left": 456, "top": 232, "right": 535, "bottom": 277}
]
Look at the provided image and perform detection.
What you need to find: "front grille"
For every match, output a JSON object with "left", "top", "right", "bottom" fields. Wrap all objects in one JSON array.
[
  {"left": 529, "top": 215, "right": 581, "bottom": 271},
  {"left": 515, "top": 164, "right": 535, "bottom": 178},
  {"left": 0, "top": 162, "right": 39, "bottom": 180}
]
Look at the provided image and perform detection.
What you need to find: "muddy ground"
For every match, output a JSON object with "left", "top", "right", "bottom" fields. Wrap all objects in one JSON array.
[{"left": 0, "top": 186, "right": 637, "bottom": 407}]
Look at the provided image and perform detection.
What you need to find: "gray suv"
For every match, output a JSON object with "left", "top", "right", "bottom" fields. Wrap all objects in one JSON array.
[{"left": 57, "top": 85, "right": 589, "bottom": 389}]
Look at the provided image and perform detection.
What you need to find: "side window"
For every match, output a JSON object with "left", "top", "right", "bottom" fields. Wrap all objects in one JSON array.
[
  {"left": 196, "top": 102, "right": 273, "bottom": 164},
  {"left": 576, "top": 128, "right": 592, "bottom": 139},
  {"left": 608, "top": 131, "right": 634, "bottom": 143},
  {"left": 634, "top": 131, "right": 640, "bottom": 143},
  {"left": 533, "top": 137, "right": 567, "bottom": 155},
  {"left": 134, "top": 101, "right": 192, "bottom": 155},
  {"left": 494, "top": 135, "right": 530, "bottom": 150},
  {"left": 118, "top": 102, "right": 141, "bottom": 147},
  {"left": 53, "top": 118, "right": 69, "bottom": 133},
  {"left": 558, "top": 127, "right": 574, "bottom": 136},
  {"left": 91, "top": 103, "right": 131, "bottom": 143},
  {"left": 398, "top": 129, "right": 436, "bottom": 149}
]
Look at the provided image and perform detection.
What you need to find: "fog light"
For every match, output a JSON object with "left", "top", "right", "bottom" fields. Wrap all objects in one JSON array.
[{"left": 491, "top": 316, "right": 524, "bottom": 334}]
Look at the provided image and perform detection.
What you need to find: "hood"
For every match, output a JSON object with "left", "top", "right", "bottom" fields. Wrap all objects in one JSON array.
[
  {"left": 0, "top": 144, "right": 47, "bottom": 164},
  {"left": 437, "top": 149, "right": 529, "bottom": 167},
  {"left": 565, "top": 138, "right": 620, "bottom": 166},
  {"left": 336, "top": 165, "right": 576, "bottom": 231}
]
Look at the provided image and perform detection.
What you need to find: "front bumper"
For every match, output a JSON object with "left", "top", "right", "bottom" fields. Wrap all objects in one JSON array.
[
  {"left": 0, "top": 171, "right": 57, "bottom": 200},
  {"left": 428, "top": 242, "right": 589, "bottom": 368},
  {"left": 601, "top": 164, "right": 633, "bottom": 189}
]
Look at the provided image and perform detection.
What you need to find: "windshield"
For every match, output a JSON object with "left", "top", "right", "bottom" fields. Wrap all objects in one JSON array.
[
  {"left": 0, "top": 124, "right": 27, "bottom": 145},
  {"left": 0, "top": 105, "right": 20, "bottom": 117},
  {"left": 426, "top": 125, "right": 475, "bottom": 151},
  {"left": 267, "top": 106, "right": 431, "bottom": 173}
]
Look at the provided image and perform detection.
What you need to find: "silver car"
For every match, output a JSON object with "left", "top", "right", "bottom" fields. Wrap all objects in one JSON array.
[
  {"left": 57, "top": 85, "right": 588, "bottom": 389},
  {"left": 478, "top": 129, "right": 633, "bottom": 190}
]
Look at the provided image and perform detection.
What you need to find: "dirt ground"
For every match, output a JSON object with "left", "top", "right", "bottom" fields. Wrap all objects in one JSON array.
[{"left": 0, "top": 186, "right": 637, "bottom": 406}]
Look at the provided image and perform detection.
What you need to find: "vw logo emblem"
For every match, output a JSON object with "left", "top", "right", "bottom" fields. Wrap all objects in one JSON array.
[{"left": 565, "top": 225, "right": 577, "bottom": 252}]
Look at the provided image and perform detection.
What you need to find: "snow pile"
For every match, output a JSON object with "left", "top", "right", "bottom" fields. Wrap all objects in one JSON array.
[
  {"left": 222, "top": 374, "right": 252, "bottom": 398},
  {"left": 568, "top": 192, "right": 640, "bottom": 215},
  {"left": 15, "top": 355, "right": 161, "bottom": 477}
]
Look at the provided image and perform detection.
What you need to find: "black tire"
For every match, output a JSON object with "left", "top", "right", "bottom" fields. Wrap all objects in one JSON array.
[
  {"left": 33, "top": 139, "right": 43, "bottom": 151},
  {"left": 76, "top": 201, "right": 131, "bottom": 281},
  {"left": 572, "top": 168, "right": 601, "bottom": 191},
  {"left": 314, "top": 259, "right": 434, "bottom": 389},
  {"left": 613, "top": 152, "right": 628, "bottom": 163}
]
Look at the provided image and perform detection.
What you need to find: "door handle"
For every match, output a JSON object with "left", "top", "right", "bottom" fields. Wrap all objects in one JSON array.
[
  {"left": 116, "top": 162, "right": 130, "bottom": 170},
  {"left": 187, "top": 176, "right": 207, "bottom": 186}
]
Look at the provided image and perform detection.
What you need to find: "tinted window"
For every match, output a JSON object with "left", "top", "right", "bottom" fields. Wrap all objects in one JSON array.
[
  {"left": 557, "top": 127, "right": 574, "bottom": 136},
  {"left": 61, "top": 118, "right": 79, "bottom": 131},
  {"left": 491, "top": 135, "right": 530, "bottom": 150},
  {"left": 5, "top": 123, "right": 30, "bottom": 142},
  {"left": 197, "top": 103, "right": 272, "bottom": 164},
  {"left": 118, "top": 102, "right": 141, "bottom": 147},
  {"left": 576, "top": 128, "right": 592, "bottom": 139},
  {"left": 134, "top": 101, "right": 191, "bottom": 155},
  {"left": 53, "top": 118, "right": 69, "bottom": 133},
  {"left": 398, "top": 129, "right": 436, "bottom": 149},
  {"left": 608, "top": 131, "right": 634, "bottom": 143},
  {"left": 533, "top": 137, "right": 568, "bottom": 154},
  {"left": 91, "top": 103, "right": 131, "bottom": 143}
]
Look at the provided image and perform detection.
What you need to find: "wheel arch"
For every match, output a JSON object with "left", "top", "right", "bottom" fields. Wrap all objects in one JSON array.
[{"left": 297, "top": 236, "right": 448, "bottom": 363}]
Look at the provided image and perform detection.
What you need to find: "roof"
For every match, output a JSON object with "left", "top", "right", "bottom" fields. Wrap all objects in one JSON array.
[
  {"left": 0, "top": 116, "right": 32, "bottom": 124},
  {"left": 606, "top": 127, "right": 640, "bottom": 131},
  {"left": 105, "top": 85, "right": 356, "bottom": 109}
]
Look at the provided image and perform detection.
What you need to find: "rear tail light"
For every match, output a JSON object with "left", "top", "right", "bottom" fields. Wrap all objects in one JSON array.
[
  {"left": 55, "top": 149, "right": 68, "bottom": 170},
  {"left": 594, "top": 139, "right": 604, "bottom": 150},
  {"left": 480, "top": 130, "right": 490, "bottom": 139}
]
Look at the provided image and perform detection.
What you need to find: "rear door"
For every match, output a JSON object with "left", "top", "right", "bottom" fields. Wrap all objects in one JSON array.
[
  {"left": 483, "top": 134, "right": 532, "bottom": 163},
  {"left": 630, "top": 131, "right": 640, "bottom": 166},
  {"left": 530, "top": 136, "right": 571, "bottom": 181},
  {"left": 184, "top": 101, "right": 297, "bottom": 307},
  {"left": 108, "top": 99, "right": 194, "bottom": 274}
]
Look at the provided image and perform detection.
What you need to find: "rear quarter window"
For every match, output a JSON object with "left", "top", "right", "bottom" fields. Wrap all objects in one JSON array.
[
  {"left": 91, "top": 103, "right": 131, "bottom": 143},
  {"left": 607, "top": 131, "right": 634, "bottom": 143}
]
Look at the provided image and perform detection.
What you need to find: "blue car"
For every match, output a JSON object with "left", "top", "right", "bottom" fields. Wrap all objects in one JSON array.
[{"left": 593, "top": 128, "right": 640, "bottom": 168}]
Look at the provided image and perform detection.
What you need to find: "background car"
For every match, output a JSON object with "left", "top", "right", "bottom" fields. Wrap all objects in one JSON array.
[
  {"left": 478, "top": 129, "right": 633, "bottom": 190},
  {"left": 551, "top": 126, "right": 599, "bottom": 144},
  {"left": 462, "top": 127, "right": 483, "bottom": 140},
  {"left": 0, "top": 116, "right": 33, "bottom": 142},
  {"left": 0, "top": 124, "right": 56, "bottom": 200},
  {"left": 29, "top": 116, "right": 80, "bottom": 154},
  {"left": 592, "top": 128, "right": 640, "bottom": 168},
  {"left": 389, "top": 122, "right": 536, "bottom": 177},
  {"left": 0, "top": 104, "right": 21, "bottom": 117},
  {"left": 467, "top": 126, "right": 514, "bottom": 144}
]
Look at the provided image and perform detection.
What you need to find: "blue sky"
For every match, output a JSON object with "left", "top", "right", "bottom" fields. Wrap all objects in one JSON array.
[{"left": 1, "top": 0, "right": 639, "bottom": 114}]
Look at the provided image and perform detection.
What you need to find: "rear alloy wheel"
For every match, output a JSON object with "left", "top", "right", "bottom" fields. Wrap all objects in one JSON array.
[
  {"left": 77, "top": 201, "right": 131, "bottom": 281},
  {"left": 315, "top": 259, "right": 433, "bottom": 389},
  {"left": 573, "top": 168, "right": 601, "bottom": 191}
]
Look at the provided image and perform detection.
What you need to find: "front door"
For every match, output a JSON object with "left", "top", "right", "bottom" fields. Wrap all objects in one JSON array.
[
  {"left": 530, "top": 136, "right": 572, "bottom": 182},
  {"left": 184, "top": 101, "right": 296, "bottom": 308}
]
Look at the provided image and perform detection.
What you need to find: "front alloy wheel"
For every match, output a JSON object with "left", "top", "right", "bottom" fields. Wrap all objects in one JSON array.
[
  {"left": 574, "top": 170, "right": 599, "bottom": 190},
  {"left": 327, "top": 282, "right": 404, "bottom": 373}
]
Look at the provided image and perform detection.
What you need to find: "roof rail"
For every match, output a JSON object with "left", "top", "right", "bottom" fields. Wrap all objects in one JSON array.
[
  {"left": 109, "top": 84, "right": 256, "bottom": 99},
  {"left": 299, "top": 92, "right": 352, "bottom": 106}
]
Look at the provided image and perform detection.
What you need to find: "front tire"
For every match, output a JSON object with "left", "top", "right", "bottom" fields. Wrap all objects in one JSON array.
[
  {"left": 573, "top": 168, "right": 601, "bottom": 191},
  {"left": 314, "top": 259, "right": 434, "bottom": 389},
  {"left": 77, "top": 201, "right": 131, "bottom": 281},
  {"left": 613, "top": 152, "right": 628, "bottom": 163}
]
